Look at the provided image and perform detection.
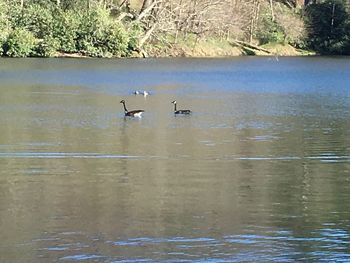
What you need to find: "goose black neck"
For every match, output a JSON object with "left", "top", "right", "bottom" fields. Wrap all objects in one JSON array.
[
  {"left": 173, "top": 103, "right": 177, "bottom": 112},
  {"left": 122, "top": 101, "right": 128, "bottom": 112}
]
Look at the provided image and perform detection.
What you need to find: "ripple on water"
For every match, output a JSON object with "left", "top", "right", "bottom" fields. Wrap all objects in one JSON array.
[
  {"left": 112, "top": 237, "right": 219, "bottom": 247},
  {"left": 27, "top": 226, "right": 350, "bottom": 262},
  {"left": 2, "top": 151, "right": 350, "bottom": 163},
  {"left": 247, "top": 135, "right": 281, "bottom": 142},
  {"left": 0, "top": 152, "right": 144, "bottom": 159},
  {"left": 59, "top": 254, "right": 105, "bottom": 261}
]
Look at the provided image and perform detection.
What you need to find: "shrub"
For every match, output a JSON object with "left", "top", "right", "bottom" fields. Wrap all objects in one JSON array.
[
  {"left": 127, "top": 22, "right": 143, "bottom": 51},
  {"left": 75, "top": 9, "right": 102, "bottom": 55},
  {"left": 34, "top": 36, "right": 59, "bottom": 57},
  {"left": 76, "top": 8, "right": 130, "bottom": 57},
  {"left": 98, "top": 22, "right": 130, "bottom": 57},
  {"left": 5, "top": 4, "right": 57, "bottom": 56},
  {"left": 6, "top": 4, "right": 78, "bottom": 54},
  {"left": 256, "top": 13, "right": 285, "bottom": 45},
  {"left": 6, "top": 5, "right": 22, "bottom": 29},
  {"left": 0, "top": 37, "right": 4, "bottom": 55},
  {"left": 0, "top": 0, "right": 13, "bottom": 55},
  {"left": 0, "top": 3, "right": 140, "bottom": 57},
  {"left": 52, "top": 9, "right": 79, "bottom": 53},
  {"left": 274, "top": 6, "right": 307, "bottom": 48},
  {"left": 0, "top": 28, "right": 11, "bottom": 55},
  {"left": 3, "top": 28, "right": 36, "bottom": 57},
  {"left": 20, "top": 4, "right": 54, "bottom": 39}
]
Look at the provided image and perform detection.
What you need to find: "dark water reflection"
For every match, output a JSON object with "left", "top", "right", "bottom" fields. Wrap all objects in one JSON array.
[{"left": 1, "top": 57, "right": 350, "bottom": 262}]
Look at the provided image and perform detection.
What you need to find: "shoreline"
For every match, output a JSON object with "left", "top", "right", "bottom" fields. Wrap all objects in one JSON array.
[{"left": 0, "top": 42, "right": 315, "bottom": 59}]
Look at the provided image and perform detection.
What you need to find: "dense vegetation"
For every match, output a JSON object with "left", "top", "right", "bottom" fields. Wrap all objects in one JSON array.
[
  {"left": 305, "top": 0, "right": 350, "bottom": 54},
  {"left": 0, "top": 1, "right": 141, "bottom": 57},
  {"left": 0, "top": 0, "right": 350, "bottom": 57}
]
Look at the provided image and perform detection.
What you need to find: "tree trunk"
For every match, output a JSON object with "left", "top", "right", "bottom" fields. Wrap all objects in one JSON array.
[
  {"left": 249, "top": 0, "right": 261, "bottom": 44},
  {"left": 330, "top": 2, "right": 336, "bottom": 34},
  {"left": 269, "top": 0, "right": 274, "bottom": 21},
  {"left": 231, "top": 39, "right": 271, "bottom": 54},
  {"left": 140, "top": 0, "right": 153, "bottom": 14}
]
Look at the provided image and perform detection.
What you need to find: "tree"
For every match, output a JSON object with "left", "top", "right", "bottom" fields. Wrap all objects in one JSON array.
[{"left": 305, "top": 0, "right": 350, "bottom": 54}]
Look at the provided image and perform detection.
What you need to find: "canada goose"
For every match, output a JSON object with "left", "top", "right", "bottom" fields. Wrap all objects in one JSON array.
[
  {"left": 171, "top": 100, "right": 191, "bottom": 115},
  {"left": 120, "top": 100, "right": 144, "bottom": 117}
]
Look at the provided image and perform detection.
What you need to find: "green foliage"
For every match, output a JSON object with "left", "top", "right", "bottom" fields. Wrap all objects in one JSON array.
[
  {"left": 3, "top": 28, "right": 36, "bottom": 57},
  {"left": 0, "top": 2, "right": 140, "bottom": 58},
  {"left": 8, "top": 0, "right": 350, "bottom": 57},
  {"left": 35, "top": 36, "right": 59, "bottom": 57},
  {"left": 6, "top": 5, "right": 23, "bottom": 29},
  {"left": 52, "top": 9, "right": 80, "bottom": 53},
  {"left": 127, "top": 22, "right": 143, "bottom": 51},
  {"left": 273, "top": 5, "right": 307, "bottom": 49},
  {"left": 305, "top": 0, "right": 350, "bottom": 54},
  {"left": 98, "top": 22, "right": 130, "bottom": 57},
  {"left": 20, "top": 4, "right": 54, "bottom": 38},
  {"left": 0, "top": 40, "right": 3, "bottom": 55},
  {"left": 0, "top": 1, "right": 8, "bottom": 55},
  {"left": 75, "top": 8, "right": 131, "bottom": 57},
  {"left": 256, "top": 13, "right": 285, "bottom": 45}
]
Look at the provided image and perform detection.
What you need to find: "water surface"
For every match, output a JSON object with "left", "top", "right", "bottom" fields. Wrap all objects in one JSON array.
[{"left": 1, "top": 57, "right": 350, "bottom": 262}]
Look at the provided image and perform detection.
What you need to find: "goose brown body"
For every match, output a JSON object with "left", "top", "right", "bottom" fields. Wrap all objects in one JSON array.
[{"left": 120, "top": 100, "right": 144, "bottom": 117}]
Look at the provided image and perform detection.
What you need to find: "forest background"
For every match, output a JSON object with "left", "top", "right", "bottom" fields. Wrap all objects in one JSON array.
[{"left": 0, "top": 0, "right": 350, "bottom": 58}]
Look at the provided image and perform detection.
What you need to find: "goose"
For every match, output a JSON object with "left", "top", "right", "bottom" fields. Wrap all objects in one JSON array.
[
  {"left": 133, "top": 90, "right": 140, "bottom": 95},
  {"left": 171, "top": 100, "right": 191, "bottom": 115},
  {"left": 120, "top": 100, "right": 144, "bottom": 117}
]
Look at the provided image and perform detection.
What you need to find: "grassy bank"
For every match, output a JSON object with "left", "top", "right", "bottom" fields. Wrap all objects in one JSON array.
[
  {"left": 142, "top": 36, "right": 314, "bottom": 58},
  {"left": 55, "top": 43, "right": 314, "bottom": 58}
]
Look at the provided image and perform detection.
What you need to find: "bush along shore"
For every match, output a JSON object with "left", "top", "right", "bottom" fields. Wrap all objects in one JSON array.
[{"left": 0, "top": 0, "right": 349, "bottom": 58}]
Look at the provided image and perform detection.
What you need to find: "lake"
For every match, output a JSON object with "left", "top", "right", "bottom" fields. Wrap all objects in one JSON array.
[{"left": 1, "top": 57, "right": 350, "bottom": 262}]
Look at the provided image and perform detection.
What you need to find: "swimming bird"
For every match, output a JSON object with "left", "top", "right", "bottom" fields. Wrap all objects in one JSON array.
[
  {"left": 171, "top": 100, "right": 191, "bottom": 115},
  {"left": 133, "top": 90, "right": 149, "bottom": 96},
  {"left": 120, "top": 100, "right": 144, "bottom": 117}
]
